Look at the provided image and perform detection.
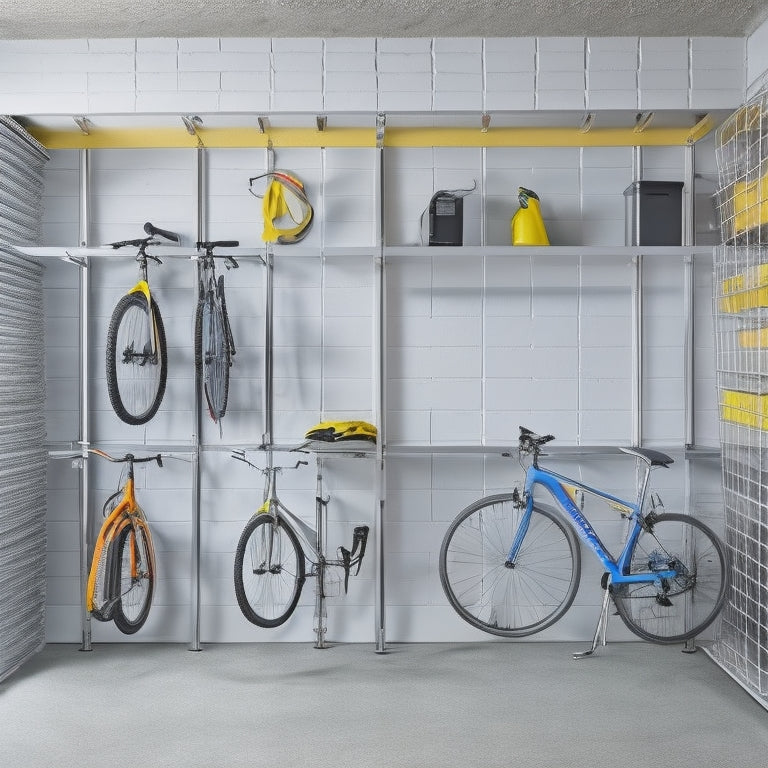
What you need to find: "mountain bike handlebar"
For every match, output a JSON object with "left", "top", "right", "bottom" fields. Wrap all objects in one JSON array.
[{"left": 230, "top": 450, "right": 307, "bottom": 474}]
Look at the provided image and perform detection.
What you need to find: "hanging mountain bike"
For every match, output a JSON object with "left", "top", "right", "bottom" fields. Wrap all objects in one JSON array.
[
  {"left": 195, "top": 240, "right": 239, "bottom": 427},
  {"left": 105, "top": 222, "right": 179, "bottom": 425}
]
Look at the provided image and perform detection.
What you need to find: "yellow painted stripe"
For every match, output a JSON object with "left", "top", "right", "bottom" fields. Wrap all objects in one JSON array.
[{"left": 27, "top": 121, "right": 714, "bottom": 150}]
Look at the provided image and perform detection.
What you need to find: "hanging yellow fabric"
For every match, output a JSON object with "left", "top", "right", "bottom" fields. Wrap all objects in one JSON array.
[{"left": 259, "top": 171, "right": 314, "bottom": 244}]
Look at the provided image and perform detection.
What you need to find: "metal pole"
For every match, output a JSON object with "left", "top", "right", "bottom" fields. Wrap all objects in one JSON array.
[
  {"left": 374, "top": 114, "right": 387, "bottom": 653},
  {"left": 78, "top": 149, "right": 92, "bottom": 652},
  {"left": 189, "top": 145, "right": 206, "bottom": 652},
  {"left": 263, "top": 142, "right": 275, "bottom": 453},
  {"left": 682, "top": 141, "right": 698, "bottom": 654},
  {"left": 314, "top": 459, "right": 327, "bottom": 648},
  {"left": 631, "top": 253, "right": 643, "bottom": 447}
]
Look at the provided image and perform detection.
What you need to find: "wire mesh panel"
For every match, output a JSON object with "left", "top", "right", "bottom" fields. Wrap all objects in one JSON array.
[
  {"left": 712, "top": 91, "right": 768, "bottom": 701},
  {"left": 0, "top": 116, "right": 49, "bottom": 682}
]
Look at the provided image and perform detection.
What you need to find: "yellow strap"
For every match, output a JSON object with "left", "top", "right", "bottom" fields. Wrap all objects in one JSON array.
[{"left": 261, "top": 177, "right": 313, "bottom": 243}]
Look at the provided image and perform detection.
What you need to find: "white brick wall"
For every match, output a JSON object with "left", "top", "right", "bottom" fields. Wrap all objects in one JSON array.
[
  {"left": 0, "top": 34, "right": 749, "bottom": 114},
  {"left": 32, "top": 33, "right": 746, "bottom": 646}
]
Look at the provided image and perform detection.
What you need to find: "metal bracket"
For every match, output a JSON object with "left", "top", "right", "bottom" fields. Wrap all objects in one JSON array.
[
  {"left": 376, "top": 113, "right": 386, "bottom": 149},
  {"left": 62, "top": 251, "right": 87, "bottom": 268}
]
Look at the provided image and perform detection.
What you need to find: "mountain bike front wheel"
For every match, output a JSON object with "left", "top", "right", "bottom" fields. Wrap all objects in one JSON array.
[
  {"left": 195, "top": 291, "right": 231, "bottom": 423},
  {"left": 613, "top": 513, "right": 729, "bottom": 644},
  {"left": 106, "top": 293, "right": 168, "bottom": 425},
  {"left": 439, "top": 496, "right": 581, "bottom": 637},
  {"left": 112, "top": 522, "right": 155, "bottom": 635},
  {"left": 234, "top": 515, "right": 306, "bottom": 628}
]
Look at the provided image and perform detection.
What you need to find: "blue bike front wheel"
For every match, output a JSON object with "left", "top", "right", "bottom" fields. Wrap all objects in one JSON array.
[{"left": 440, "top": 496, "right": 581, "bottom": 637}]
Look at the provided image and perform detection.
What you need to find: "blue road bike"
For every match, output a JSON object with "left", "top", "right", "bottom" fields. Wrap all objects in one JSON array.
[{"left": 439, "top": 427, "right": 729, "bottom": 654}]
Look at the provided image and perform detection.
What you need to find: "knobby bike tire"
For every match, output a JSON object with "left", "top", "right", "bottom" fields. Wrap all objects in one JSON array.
[
  {"left": 439, "top": 495, "right": 581, "bottom": 638},
  {"left": 194, "top": 291, "right": 231, "bottom": 423},
  {"left": 111, "top": 521, "right": 155, "bottom": 635},
  {"left": 106, "top": 293, "right": 168, "bottom": 425},
  {"left": 612, "top": 512, "right": 729, "bottom": 644},
  {"left": 234, "top": 515, "right": 306, "bottom": 628}
]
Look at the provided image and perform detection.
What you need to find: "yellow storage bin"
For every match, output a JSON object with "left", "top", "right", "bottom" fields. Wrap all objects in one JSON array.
[
  {"left": 738, "top": 326, "right": 768, "bottom": 348},
  {"left": 719, "top": 265, "right": 768, "bottom": 312},
  {"left": 733, "top": 172, "right": 768, "bottom": 238},
  {"left": 721, "top": 389, "right": 768, "bottom": 430}
]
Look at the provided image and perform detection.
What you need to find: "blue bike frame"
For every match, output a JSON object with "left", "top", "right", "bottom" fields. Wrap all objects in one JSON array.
[{"left": 507, "top": 465, "right": 678, "bottom": 585}]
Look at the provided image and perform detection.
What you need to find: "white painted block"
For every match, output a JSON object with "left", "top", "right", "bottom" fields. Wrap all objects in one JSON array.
[
  {"left": 178, "top": 38, "right": 220, "bottom": 52},
  {"left": 434, "top": 53, "right": 482, "bottom": 74},
  {"left": 88, "top": 38, "right": 135, "bottom": 53},
  {"left": 690, "top": 88, "right": 744, "bottom": 109},
  {"left": 88, "top": 92, "right": 136, "bottom": 112},
  {"left": 0, "top": 91, "right": 88, "bottom": 113},
  {"left": 537, "top": 37, "right": 586, "bottom": 52},
  {"left": 431, "top": 410, "right": 482, "bottom": 443},
  {"left": 434, "top": 72, "right": 483, "bottom": 91},
  {"left": 588, "top": 69, "right": 637, "bottom": 90},
  {"left": 377, "top": 71, "right": 432, "bottom": 92},
  {"left": 324, "top": 38, "right": 376, "bottom": 53},
  {"left": 1, "top": 39, "right": 88, "bottom": 53},
  {"left": 377, "top": 38, "right": 432, "bottom": 54},
  {"left": 271, "top": 91, "right": 324, "bottom": 112},
  {"left": 484, "top": 90, "right": 536, "bottom": 110},
  {"left": 587, "top": 50, "right": 638, "bottom": 71},
  {"left": 219, "top": 38, "right": 272, "bottom": 52},
  {"left": 274, "top": 69, "right": 323, "bottom": 91},
  {"left": 536, "top": 87, "right": 585, "bottom": 112},
  {"left": 638, "top": 69, "right": 689, "bottom": 90},
  {"left": 271, "top": 37, "right": 323, "bottom": 53},
  {"left": 178, "top": 71, "right": 221, "bottom": 91},
  {"left": 433, "top": 38, "right": 482, "bottom": 54},
  {"left": 690, "top": 67, "right": 745, "bottom": 90},
  {"left": 486, "top": 71, "right": 535, "bottom": 91},
  {"left": 324, "top": 52, "right": 376, "bottom": 71},
  {"left": 136, "top": 52, "right": 178, "bottom": 72},
  {"left": 376, "top": 52, "right": 432, "bottom": 72},
  {"left": 587, "top": 90, "right": 639, "bottom": 110},
  {"left": 136, "top": 72, "right": 177, "bottom": 91},
  {"left": 536, "top": 50, "right": 585, "bottom": 71},
  {"left": 378, "top": 91, "right": 433, "bottom": 111},
  {"left": 220, "top": 70, "right": 270, "bottom": 90},
  {"left": 537, "top": 70, "right": 585, "bottom": 91},
  {"left": 485, "top": 49, "right": 536, "bottom": 73},
  {"left": 588, "top": 37, "right": 638, "bottom": 52},
  {"left": 136, "top": 38, "right": 177, "bottom": 52},
  {"left": 640, "top": 46, "right": 689, "bottom": 71},
  {"left": 639, "top": 89, "right": 690, "bottom": 109},
  {"left": 271, "top": 50, "right": 323, "bottom": 71},
  {"left": 433, "top": 91, "right": 483, "bottom": 111},
  {"left": 323, "top": 91, "right": 378, "bottom": 112}
]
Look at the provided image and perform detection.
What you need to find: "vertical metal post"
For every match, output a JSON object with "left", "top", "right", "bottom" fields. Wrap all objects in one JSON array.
[
  {"left": 683, "top": 142, "right": 696, "bottom": 449},
  {"left": 78, "top": 149, "right": 92, "bottom": 651},
  {"left": 189, "top": 145, "right": 206, "bottom": 651},
  {"left": 630, "top": 145, "right": 643, "bottom": 448},
  {"left": 682, "top": 141, "right": 698, "bottom": 654},
  {"left": 314, "top": 459, "right": 328, "bottom": 649},
  {"left": 374, "top": 114, "right": 387, "bottom": 653},
  {"left": 631, "top": 253, "right": 643, "bottom": 447},
  {"left": 263, "top": 142, "right": 275, "bottom": 454}
]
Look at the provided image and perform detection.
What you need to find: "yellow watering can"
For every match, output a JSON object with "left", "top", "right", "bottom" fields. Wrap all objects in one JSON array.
[{"left": 511, "top": 187, "right": 550, "bottom": 246}]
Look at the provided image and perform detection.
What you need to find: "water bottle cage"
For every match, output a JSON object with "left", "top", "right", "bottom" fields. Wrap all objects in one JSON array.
[{"left": 338, "top": 525, "right": 370, "bottom": 593}]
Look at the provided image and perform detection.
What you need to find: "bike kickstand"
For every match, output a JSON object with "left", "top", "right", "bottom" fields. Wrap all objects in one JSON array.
[{"left": 573, "top": 578, "right": 612, "bottom": 660}]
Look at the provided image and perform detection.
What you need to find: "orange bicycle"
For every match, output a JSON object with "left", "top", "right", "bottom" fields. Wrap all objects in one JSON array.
[{"left": 87, "top": 449, "right": 161, "bottom": 634}]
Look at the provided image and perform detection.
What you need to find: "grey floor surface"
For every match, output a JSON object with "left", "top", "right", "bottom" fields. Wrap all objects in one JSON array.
[{"left": 1, "top": 641, "right": 766, "bottom": 768}]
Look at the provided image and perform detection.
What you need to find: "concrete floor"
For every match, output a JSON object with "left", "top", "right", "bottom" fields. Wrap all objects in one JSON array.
[{"left": 1, "top": 641, "right": 766, "bottom": 768}]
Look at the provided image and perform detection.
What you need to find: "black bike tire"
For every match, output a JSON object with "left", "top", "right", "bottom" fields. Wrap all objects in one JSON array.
[
  {"left": 234, "top": 515, "right": 306, "bottom": 628},
  {"left": 194, "top": 293, "right": 230, "bottom": 421},
  {"left": 612, "top": 512, "right": 729, "bottom": 644},
  {"left": 218, "top": 274, "right": 236, "bottom": 358},
  {"left": 111, "top": 522, "right": 155, "bottom": 635},
  {"left": 106, "top": 293, "right": 168, "bottom": 425},
  {"left": 439, "top": 496, "right": 581, "bottom": 638}
]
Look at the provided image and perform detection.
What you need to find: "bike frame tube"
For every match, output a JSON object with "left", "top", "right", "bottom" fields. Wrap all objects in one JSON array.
[{"left": 508, "top": 465, "right": 678, "bottom": 585}]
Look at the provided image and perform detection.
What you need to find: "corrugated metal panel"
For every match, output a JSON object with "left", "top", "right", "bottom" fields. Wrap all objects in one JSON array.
[{"left": 0, "top": 116, "right": 49, "bottom": 682}]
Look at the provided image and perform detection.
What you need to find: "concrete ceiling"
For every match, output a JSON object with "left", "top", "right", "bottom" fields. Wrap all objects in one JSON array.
[{"left": 0, "top": 0, "right": 767, "bottom": 40}]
